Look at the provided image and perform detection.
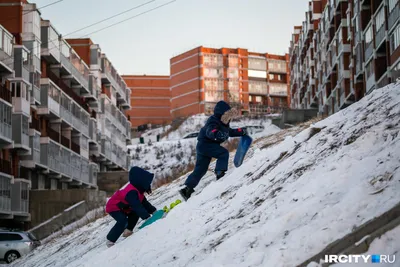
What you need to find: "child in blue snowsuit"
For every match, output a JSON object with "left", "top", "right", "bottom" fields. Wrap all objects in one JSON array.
[{"left": 179, "top": 101, "right": 247, "bottom": 200}]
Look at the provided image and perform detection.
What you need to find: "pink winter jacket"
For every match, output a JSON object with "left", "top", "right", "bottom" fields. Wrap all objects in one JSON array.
[{"left": 105, "top": 184, "right": 144, "bottom": 213}]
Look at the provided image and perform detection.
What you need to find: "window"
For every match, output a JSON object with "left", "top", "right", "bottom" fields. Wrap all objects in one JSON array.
[
  {"left": 390, "top": 24, "right": 400, "bottom": 54},
  {"left": 375, "top": 8, "right": 385, "bottom": 31},
  {"left": 22, "top": 50, "right": 29, "bottom": 67},
  {"left": 389, "top": 0, "right": 398, "bottom": 13},
  {"left": 269, "top": 74, "right": 274, "bottom": 80},
  {"left": 22, "top": 116, "right": 29, "bottom": 135},
  {"left": 0, "top": 233, "right": 23, "bottom": 241}
]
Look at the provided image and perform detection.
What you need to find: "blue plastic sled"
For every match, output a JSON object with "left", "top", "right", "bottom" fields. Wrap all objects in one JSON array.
[
  {"left": 139, "top": 210, "right": 165, "bottom": 229},
  {"left": 233, "top": 135, "right": 253, "bottom": 167}
]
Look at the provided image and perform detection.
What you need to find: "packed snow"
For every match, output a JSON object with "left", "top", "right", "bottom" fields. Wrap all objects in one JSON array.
[{"left": 12, "top": 82, "right": 400, "bottom": 267}]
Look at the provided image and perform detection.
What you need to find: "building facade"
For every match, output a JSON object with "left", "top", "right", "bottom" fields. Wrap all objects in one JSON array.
[
  {"left": 0, "top": 0, "right": 131, "bottom": 225},
  {"left": 169, "top": 46, "right": 290, "bottom": 119},
  {"left": 290, "top": 0, "right": 400, "bottom": 115},
  {"left": 122, "top": 75, "right": 171, "bottom": 128}
]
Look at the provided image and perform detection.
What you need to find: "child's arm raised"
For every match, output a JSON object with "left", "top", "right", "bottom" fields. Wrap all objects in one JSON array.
[{"left": 229, "top": 127, "right": 247, "bottom": 137}]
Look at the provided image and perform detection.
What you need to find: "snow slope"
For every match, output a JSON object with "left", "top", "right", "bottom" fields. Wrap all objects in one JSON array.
[{"left": 13, "top": 83, "right": 400, "bottom": 267}]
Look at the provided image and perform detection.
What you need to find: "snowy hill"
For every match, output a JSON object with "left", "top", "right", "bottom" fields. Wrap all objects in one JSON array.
[
  {"left": 13, "top": 83, "right": 400, "bottom": 267},
  {"left": 128, "top": 116, "right": 281, "bottom": 187}
]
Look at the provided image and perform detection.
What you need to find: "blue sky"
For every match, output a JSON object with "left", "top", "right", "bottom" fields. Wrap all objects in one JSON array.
[{"left": 36, "top": 0, "right": 308, "bottom": 75}]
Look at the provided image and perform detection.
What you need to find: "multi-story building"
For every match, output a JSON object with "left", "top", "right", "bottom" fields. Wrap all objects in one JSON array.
[
  {"left": 290, "top": 0, "right": 400, "bottom": 115},
  {"left": 0, "top": 0, "right": 131, "bottom": 225},
  {"left": 169, "top": 46, "right": 290, "bottom": 118},
  {"left": 122, "top": 75, "right": 171, "bottom": 128},
  {"left": 66, "top": 38, "right": 131, "bottom": 173}
]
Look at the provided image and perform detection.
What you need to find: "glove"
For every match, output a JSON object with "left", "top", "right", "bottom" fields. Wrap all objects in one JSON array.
[{"left": 215, "top": 131, "right": 229, "bottom": 142}]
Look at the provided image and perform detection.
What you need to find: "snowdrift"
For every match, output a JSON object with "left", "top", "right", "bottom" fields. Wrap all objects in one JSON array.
[{"left": 14, "top": 83, "right": 400, "bottom": 267}]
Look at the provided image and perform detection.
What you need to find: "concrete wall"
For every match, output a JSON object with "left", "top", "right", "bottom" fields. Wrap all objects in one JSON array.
[
  {"left": 29, "top": 189, "right": 106, "bottom": 228},
  {"left": 97, "top": 171, "right": 128, "bottom": 196},
  {"left": 280, "top": 109, "right": 318, "bottom": 128},
  {"left": 29, "top": 201, "right": 105, "bottom": 240}
]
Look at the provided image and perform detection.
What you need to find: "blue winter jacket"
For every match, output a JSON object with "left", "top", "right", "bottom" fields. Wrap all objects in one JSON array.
[
  {"left": 197, "top": 101, "right": 244, "bottom": 144},
  {"left": 123, "top": 167, "right": 156, "bottom": 219}
]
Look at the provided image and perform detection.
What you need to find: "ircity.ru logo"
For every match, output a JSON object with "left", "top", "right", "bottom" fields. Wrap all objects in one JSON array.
[{"left": 324, "top": 254, "right": 396, "bottom": 264}]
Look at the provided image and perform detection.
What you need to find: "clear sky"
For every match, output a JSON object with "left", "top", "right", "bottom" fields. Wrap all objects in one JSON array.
[{"left": 35, "top": 0, "right": 309, "bottom": 75}]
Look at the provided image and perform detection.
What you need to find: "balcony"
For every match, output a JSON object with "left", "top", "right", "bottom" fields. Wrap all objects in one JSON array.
[
  {"left": 0, "top": 174, "right": 12, "bottom": 215},
  {"left": 388, "top": 2, "right": 400, "bottom": 33},
  {"left": 12, "top": 114, "right": 30, "bottom": 154},
  {"left": 89, "top": 163, "right": 98, "bottom": 186},
  {"left": 20, "top": 130, "right": 43, "bottom": 169},
  {"left": 13, "top": 46, "right": 31, "bottom": 83},
  {"left": 59, "top": 40, "right": 90, "bottom": 95},
  {"left": 89, "top": 118, "right": 97, "bottom": 142},
  {"left": 40, "top": 137, "right": 91, "bottom": 185},
  {"left": 366, "top": 73, "right": 376, "bottom": 93},
  {"left": 0, "top": 119, "right": 12, "bottom": 147},
  {"left": 47, "top": 70, "right": 90, "bottom": 113},
  {"left": 365, "top": 43, "right": 374, "bottom": 63},
  {"left": 11, "top": 179, "right": 30, "bottom": 216},
  {"left": 375, "top": 7, "right": 387, "bottom": 49},
  {"left": 101, "top": 57, "right": 127, "bottom": 105},
  {"left": 338, "top": 40, "right": 352, "bottom": 56},
  {"left": 12, "top": 90, "right": 31, "bottom": 117},
  {"left": 31, "top": 84, "right": 41, "bottom": 105},
  {"left": 40, "top": 21, "right": 60, "bottom": 64},
  {"left": 85, "top": 75, "right": 100, "bottom": 106},
  {"left": 71, "top": 104, "right": 89, "bottom": 137},
  {"left": 101, "top": 137, "right": 112, "bottom": 161},
  {"left": 60, "top": 93, "right": 73, "bottom": 126},
  {"left": 38, "top": 78, "right": 61, "bottom": 118},
  {"left": 0, "top": 25, "right": 14, "bottom": 74}
]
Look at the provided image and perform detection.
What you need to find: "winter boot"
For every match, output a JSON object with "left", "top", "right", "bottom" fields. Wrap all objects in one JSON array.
[
  {"left": 122, "top": 229, "right": 133, "bottom": 238},
  {"left": 215, "top": 170, "right": 226, "bottom": 180},
  {"left": 106, "top": 240, "right": 115, "bottom": 248},
  {"left": 179, "top": 186, "right": 194, "bottom": 201}
]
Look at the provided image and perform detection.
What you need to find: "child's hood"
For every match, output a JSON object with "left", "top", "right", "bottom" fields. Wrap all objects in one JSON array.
[
  {"left": 128, "top": 166, "right": 154, "bottom": 193},
  {"left": 214, "top": 101, "right": 231, "bottom": 116}
]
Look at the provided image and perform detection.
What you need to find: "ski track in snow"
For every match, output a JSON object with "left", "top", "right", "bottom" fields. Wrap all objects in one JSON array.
[{"left": 11, "top": 83, "right": 400, "bottom": 267}]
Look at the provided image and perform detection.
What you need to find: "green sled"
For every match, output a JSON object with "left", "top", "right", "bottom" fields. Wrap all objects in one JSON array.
[{"left": 139, "top": 210, "right": 165, "bottom": 229}]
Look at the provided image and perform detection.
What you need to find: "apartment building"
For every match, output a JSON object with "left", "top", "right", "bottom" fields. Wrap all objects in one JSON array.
[
  {"left": 290, "top": 0, "right": 400, "bottom": 115},
  {"left": 170, "top": 46, "right": 290, "bottom": 119},
  {"left": 122, "top": 75, "right": 171, "bottom": 128},
  {"left": 0, "top": 0, "right": 131, "bottom": 225},
  {"left": 66, "top": 38, "right": 132, "bottom": 173}
]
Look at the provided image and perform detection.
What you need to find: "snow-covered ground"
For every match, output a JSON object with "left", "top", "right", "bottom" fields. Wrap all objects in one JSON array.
[{"left": 12, "top": 82, "right": 400, "bottom": 267}]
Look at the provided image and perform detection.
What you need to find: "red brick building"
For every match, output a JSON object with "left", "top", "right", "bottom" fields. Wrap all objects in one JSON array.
[
  {"left": 122, "top": 75, "right": 171, "bottom": 127},
  {"left": 169, "top": 46, "right": 290, "bottom": 119}
]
